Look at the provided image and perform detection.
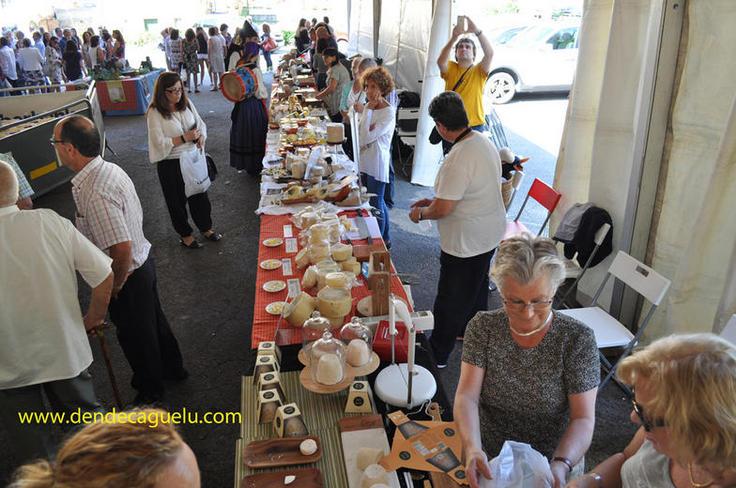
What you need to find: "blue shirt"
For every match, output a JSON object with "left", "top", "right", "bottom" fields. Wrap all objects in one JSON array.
[{"left": 34, "top": 40, "right": 45, "bottom": 57}]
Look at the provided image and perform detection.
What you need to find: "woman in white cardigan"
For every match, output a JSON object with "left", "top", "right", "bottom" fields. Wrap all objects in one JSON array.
[
  {"left": 358, "top": 66, "right": 396, "bottom": 246},
  {"left": 146, "top": 71, "right": 222, "bottom": 249}
]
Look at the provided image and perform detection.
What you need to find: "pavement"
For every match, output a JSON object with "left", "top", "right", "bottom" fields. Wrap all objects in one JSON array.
[{"left": 0, "top": 85, "right": 635, "bottom": 487}]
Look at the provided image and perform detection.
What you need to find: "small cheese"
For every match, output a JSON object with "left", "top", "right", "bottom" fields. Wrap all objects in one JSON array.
[
  {"left": 295, "top": 248, "right": 310, "bottom": 269},
  {"left": 346, "top": 339, "right": 371, "bottom": 367},
  {"left": 315, "top": 353, "right": 343, "bottom": 385},
  {"left": 299, "top": 438, "right": 318, "bottom": 456},
  {"left": 284, "top": 474, "right": 296, "bottom": 485},
  {"left": 360, "top": 464, "right": 388, "bottom": 488},
  {"left": 301, "top": 266, "right": 318, "bottom": 289}
]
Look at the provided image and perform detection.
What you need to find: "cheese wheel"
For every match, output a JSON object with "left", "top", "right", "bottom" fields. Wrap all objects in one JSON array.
[
  {"left": 301, "top": 266, "right": 318, "bottom": 289},
  {"left": 360, "top": 464, "right": 388, "bottom": 488},
  {"left": 309, "top": 244, "right": 331, "bottom": 264},
  {"left": 324, "top": 272, "right": 349, "bottom": 289},
  {"left": 295, "top": 248, "right": 310, "bottom": 269},
  {"left": 315, "top": 353, "right": 343, "bottom": 385},
  {"left": 326, "top": 122, "right": 345, "bottom": 144},
  {"left": 331, "top": 243, "right": 353, "bottom": 262},
  {"left": 356, "top": 447, "right": 384, "bottom": 471},
  {"left": 299, "top": 438, "right": 318, "bottom": 456},
  {"left": 341, "top": 259, "right": 361, "bottom": 275}
]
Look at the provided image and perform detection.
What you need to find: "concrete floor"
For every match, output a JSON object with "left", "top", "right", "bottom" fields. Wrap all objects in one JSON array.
[{"left": 0, "top": 86, "right": 636, "bottom": 487}]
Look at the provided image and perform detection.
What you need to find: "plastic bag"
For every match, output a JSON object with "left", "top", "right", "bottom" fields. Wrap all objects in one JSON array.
[
  {"left": 179, "top": 147, "right": 211, "bottom": 197},
  {"left": 480, "top": 441, "right": 553, "bottom": 488}
]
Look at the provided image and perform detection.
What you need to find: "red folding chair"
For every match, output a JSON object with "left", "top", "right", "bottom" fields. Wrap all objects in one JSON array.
[{"left": 504, "top": 178, "right": 561, "bottom": 238}]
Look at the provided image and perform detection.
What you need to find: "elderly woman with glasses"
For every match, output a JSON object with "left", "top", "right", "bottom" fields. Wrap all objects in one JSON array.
[
  {"left": 455, "top": 234, "right": 600, "bottom": 488},
  {"left": 566, "top": 333, "right": 736, "bottom": 488}
]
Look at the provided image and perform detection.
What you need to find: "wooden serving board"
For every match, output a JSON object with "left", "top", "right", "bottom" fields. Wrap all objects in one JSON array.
[
  {"left": 339, "top": 415, "right": 400, "bottom": 488},
  {"left": 241, "top": 467, "right": 323, "bottom": 487},
  {"left": 243, "top": 435, "right": 322, "bottom": 469}
]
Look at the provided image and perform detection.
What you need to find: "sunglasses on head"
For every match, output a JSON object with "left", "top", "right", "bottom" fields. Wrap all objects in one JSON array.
[{"left": 632, "top": 397, "right": 666, "bottom": 432}]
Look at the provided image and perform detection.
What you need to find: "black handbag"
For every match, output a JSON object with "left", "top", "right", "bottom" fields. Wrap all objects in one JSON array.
[{"left": 206, "top": 153, "right": 217, "bottom": 182}]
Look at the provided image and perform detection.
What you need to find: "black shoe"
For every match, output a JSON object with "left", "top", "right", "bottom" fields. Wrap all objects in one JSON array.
[
  {"left": 203, "top": 231, "right": 222, "bottom": 242},
  {"left": 180, "top": 238, "right": 204, "bottom": 249},
  {"left": 164, "top": 368, "right": 189, "bottom": 381}
]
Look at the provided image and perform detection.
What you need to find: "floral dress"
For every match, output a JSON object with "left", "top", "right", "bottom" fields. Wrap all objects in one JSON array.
[
  {"left": 45, "top": 47, "right": 63, "bottom": 83},
  {"left": 182, "top": 39, "right": 199, "bottom": 73}
]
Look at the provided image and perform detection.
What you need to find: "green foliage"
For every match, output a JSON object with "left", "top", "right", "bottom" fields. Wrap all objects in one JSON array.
[
  {"left": 486, "top": 0, "right": 520, "bottom": 15},
  {"left": 282, "top": 30, "right": 294, "bottom": 46}
]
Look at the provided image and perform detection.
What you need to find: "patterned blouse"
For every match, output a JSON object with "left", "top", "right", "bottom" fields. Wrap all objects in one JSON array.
[{"left": 461, "top": 309, "right": 600, "bottom": 458}]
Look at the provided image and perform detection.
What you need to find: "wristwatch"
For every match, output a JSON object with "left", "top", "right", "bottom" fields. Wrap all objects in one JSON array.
[{"left": 180, "top": 135, "right": 186, "bottom": 144}]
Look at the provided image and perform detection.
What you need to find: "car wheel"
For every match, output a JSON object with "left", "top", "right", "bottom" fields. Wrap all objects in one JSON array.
[{"left": 489, "top": 71, "right": 517, "bottom": 104}]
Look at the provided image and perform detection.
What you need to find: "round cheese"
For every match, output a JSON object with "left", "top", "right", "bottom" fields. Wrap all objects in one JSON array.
[
  {"left": 299, "top": 438, "right": 318, "bottom": 456},
  {"left": 315, "top": 353, "right": 343, "bottom": 385},
  {"left": 360, "top": 464, "right": 388, "bottom": 488},
  {"left": 346, "top": 339, "right": 371, "bottom": 367},
  {"left": 331, "top": 243, "right": 353, "bottom": 262}
]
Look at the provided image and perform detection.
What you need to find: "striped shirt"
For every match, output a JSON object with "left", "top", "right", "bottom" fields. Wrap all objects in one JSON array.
[
  {"left": 1, "top": 153, "right": 34, "bottom": 198},
  {"left": 71, "top": 156, "right": 151, "bottom": 272}
]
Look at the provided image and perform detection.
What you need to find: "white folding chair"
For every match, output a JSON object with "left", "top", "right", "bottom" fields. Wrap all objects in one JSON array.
[
  {"left": 559, "top": 251, "right": 671, "bottom": 390},
  {"left": 557, "top": 222, "right": 612, "bottom": 307},
  {"left": 721, "top": 314, "right": 736, "bottom": 345},
  {"left": 394, "top": 107, "right": 420, "bottom": 176}
]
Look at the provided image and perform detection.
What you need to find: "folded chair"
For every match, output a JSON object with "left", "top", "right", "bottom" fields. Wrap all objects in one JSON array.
[
  {"left": 559, "top": 251, "right": 671, "bottom": 391},
  {"left": 504, "top": 178, "right": 561, "bottom": 239}
]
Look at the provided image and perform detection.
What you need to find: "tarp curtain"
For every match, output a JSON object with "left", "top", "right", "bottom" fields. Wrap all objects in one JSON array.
[{"left": 553, "top": 0, "right": 736, "bottom": 337}]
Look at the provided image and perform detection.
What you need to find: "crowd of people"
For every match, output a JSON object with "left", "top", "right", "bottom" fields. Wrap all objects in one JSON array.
[
  {"left": 1, "top": 13, "right": 735, "bottom": 488},
  {"left": 0, "top": 26, "right": 127, "bottom": 90}
]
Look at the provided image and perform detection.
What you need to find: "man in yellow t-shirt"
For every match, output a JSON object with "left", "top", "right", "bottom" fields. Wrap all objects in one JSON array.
[{"left": 437, "top": 16, "right": 494, "bottom": 153}]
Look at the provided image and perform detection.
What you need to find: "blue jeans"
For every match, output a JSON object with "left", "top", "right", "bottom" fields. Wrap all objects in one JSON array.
[{"left": 361, "top": 173, "right": 390, "bottom": 244}]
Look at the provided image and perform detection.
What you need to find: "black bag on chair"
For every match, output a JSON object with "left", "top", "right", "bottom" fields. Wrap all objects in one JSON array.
[{"left": 206, "top": 153, "right": 218, "bottom": 182}]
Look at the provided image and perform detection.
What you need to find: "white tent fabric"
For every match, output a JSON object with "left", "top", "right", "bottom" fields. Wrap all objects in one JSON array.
[
  {"left": 645, "top": 0, "right": 736, "bottom": 337},
  {"left": 348, "top": 0, "right": 378, "bottom": 57},
  {"left": 553, "top": 0, "right": 736, "bottom": 337},
  {"left": 409, "top": 0, "right": 451, "bottom": 187}
]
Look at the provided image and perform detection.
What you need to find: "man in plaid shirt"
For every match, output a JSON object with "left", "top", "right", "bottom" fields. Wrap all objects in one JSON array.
[{"left": 53, "top": 115, "right": 187, "bottom": 405}]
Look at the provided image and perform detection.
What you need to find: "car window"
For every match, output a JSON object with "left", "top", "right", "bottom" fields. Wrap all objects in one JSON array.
[{"left": 547, "top": 27, "right": 578, "bottom": 50}]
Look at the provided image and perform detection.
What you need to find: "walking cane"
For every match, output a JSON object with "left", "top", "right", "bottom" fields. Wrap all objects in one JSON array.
[{"left": 92, "top": 323, "right": 123, "bottom": 409}]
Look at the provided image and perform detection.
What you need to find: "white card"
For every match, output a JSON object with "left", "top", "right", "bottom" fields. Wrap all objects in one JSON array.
[
  {"left": 285, "top": 238, "right": 298, "bottom": 254},
  {"left": 283, "top": 225, "right": 293, "bottom": 238},
  {"left": 287, "top": 278, "right": 301, "bottom": 298},
  {"left": 281, "top": 258, "right": 293, "bottom": 276}
]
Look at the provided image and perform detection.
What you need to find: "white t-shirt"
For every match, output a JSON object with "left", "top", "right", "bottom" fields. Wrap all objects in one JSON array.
[
  {"left": 434, "top": 130, "right": 506, "bottom": 258},
  {"left": 0, "top": 206, "right": 112, "bottom": 389}
]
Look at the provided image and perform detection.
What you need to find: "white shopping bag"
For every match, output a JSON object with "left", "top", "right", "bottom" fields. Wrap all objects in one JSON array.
[
  {"left": 179, "top": 147, "right": 211, "bottom": 197},
  {"left": 479, "top": 441, "right": 553, "bottom": 488}
]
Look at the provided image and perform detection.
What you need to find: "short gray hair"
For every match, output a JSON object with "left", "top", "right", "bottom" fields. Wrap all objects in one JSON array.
[
  {"left": 0, "top": 160, "right": 19, "bottom": 207},
  {"left": 491, "top": 233, "right": 565, "bottom": 294}
]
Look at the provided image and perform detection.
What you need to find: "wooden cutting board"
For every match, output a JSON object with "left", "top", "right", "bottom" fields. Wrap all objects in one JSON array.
[
  {"left": 339, "top": 415, "right": 401, "bottom": 488},
  {"left": 243, "top": 435, "right": 322, "bottom": 468},
  {"left": 241, "top": 467, "right": 323, "bottom": 487}
]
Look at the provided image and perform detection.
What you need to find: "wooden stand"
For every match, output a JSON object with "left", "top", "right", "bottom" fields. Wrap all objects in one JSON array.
[
  {"left": 257, "top": 388, "right": 283, "bottom": 424},
  {"left": 368, "top": 251, "right": 391, "bottom": 316},
  {"left": 257, "top": 371, "right": 286, "bottom": 403},
  {"left": 257, "top": 341, "right": 282, "bottom": 363},
  {"left": 273, "top": 403, "right": 309, "bottom": 438},
  {"left": 344, "top": 380, "right": 374, "bottom": 414},
  {"left": 252, "top": 355, "right": 280, "bottom": 384}
]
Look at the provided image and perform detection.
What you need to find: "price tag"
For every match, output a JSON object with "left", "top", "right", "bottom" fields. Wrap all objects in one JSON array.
[
  {"left": 287, "top": 278, "right": 301, "bottom": 298},
  {"left": 285, "top": 238, "right": 298, "bottom": 254},
  {"left": 283, "top": 225, "right": 293, "bottom": 238},
  {"left": 281, "top": 258, "right": 293, "bottom": 276}
]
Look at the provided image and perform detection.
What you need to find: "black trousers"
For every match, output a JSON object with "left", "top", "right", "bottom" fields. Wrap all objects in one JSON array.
[
  {"left": 429, "top": 249, "right": 495, "bottom": 364},
  {"left": 108, "top": 256, "right": 184, "bottom": 396},
  {"left": 156, "top": 158, "right": 213, "bottom": 238}
]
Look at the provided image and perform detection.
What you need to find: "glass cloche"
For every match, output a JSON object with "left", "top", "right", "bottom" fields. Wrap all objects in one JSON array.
[
  {"left": 340, "top": 316, "right": 373, "bottom": 367},
  {"left": 301, "top": 311, "right": 332, "bottom": 353},
  {"left": 309, "top": 329, "right": 347, "bottom": 385}
]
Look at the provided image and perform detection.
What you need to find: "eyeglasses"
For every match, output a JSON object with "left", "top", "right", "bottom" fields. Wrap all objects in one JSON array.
[
  {"left": 49, "top": 138, "right": 67, "bottom": 146},
  {"left": 165, "top": 87, "right": 183, "bottom": 94},
  {"left": 632, "top": 397, "right": 666, "bottom": 432},
  {"left": 501, "top": 296, "right": 553, "bottom": 313}
]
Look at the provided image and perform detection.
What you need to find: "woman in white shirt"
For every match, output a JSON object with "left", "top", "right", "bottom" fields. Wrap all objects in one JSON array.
[
  {"left": 17, "top": 38, "right": 45, "bottom": 87},
  {"left": 146, "top": 71, "right": 222, "bottom": 249},
  {"left": 358, "top": 66, "right": 396, "bottom": 245},
  {"left": 207, "top": 26, "right": 226, "bottom": 91}
]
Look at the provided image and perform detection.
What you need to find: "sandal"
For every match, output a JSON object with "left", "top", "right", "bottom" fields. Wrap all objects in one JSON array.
[
  {"left": 180, "top": 238, "right": 203, "bottom": 249},
  {"left": 203, "top": 231, "right": 223, "bottom": 242},
  {"left": 195, "top": 89, "right": 200, "bottom": 93}
]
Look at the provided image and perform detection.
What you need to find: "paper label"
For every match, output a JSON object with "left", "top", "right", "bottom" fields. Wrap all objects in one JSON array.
[
  {"left": 285, "top": 238, "right": 298, "bottom": 254},
  {"left": 283, "top": 225, "right": 293, "bottom": 238},
  {"left": 287, "top": 278, "right": 301, "bottom": 298},
  {"left": 281, "top": 259, "right": 293, "bottom": 276}
]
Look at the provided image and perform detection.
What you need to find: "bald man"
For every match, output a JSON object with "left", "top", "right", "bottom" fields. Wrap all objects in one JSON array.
[
  {"left": 54, "top": 115, "right": 186, "bottom": 405},
  {"left": 0, "top": 159, "right": 112, "bottom": 462}
]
